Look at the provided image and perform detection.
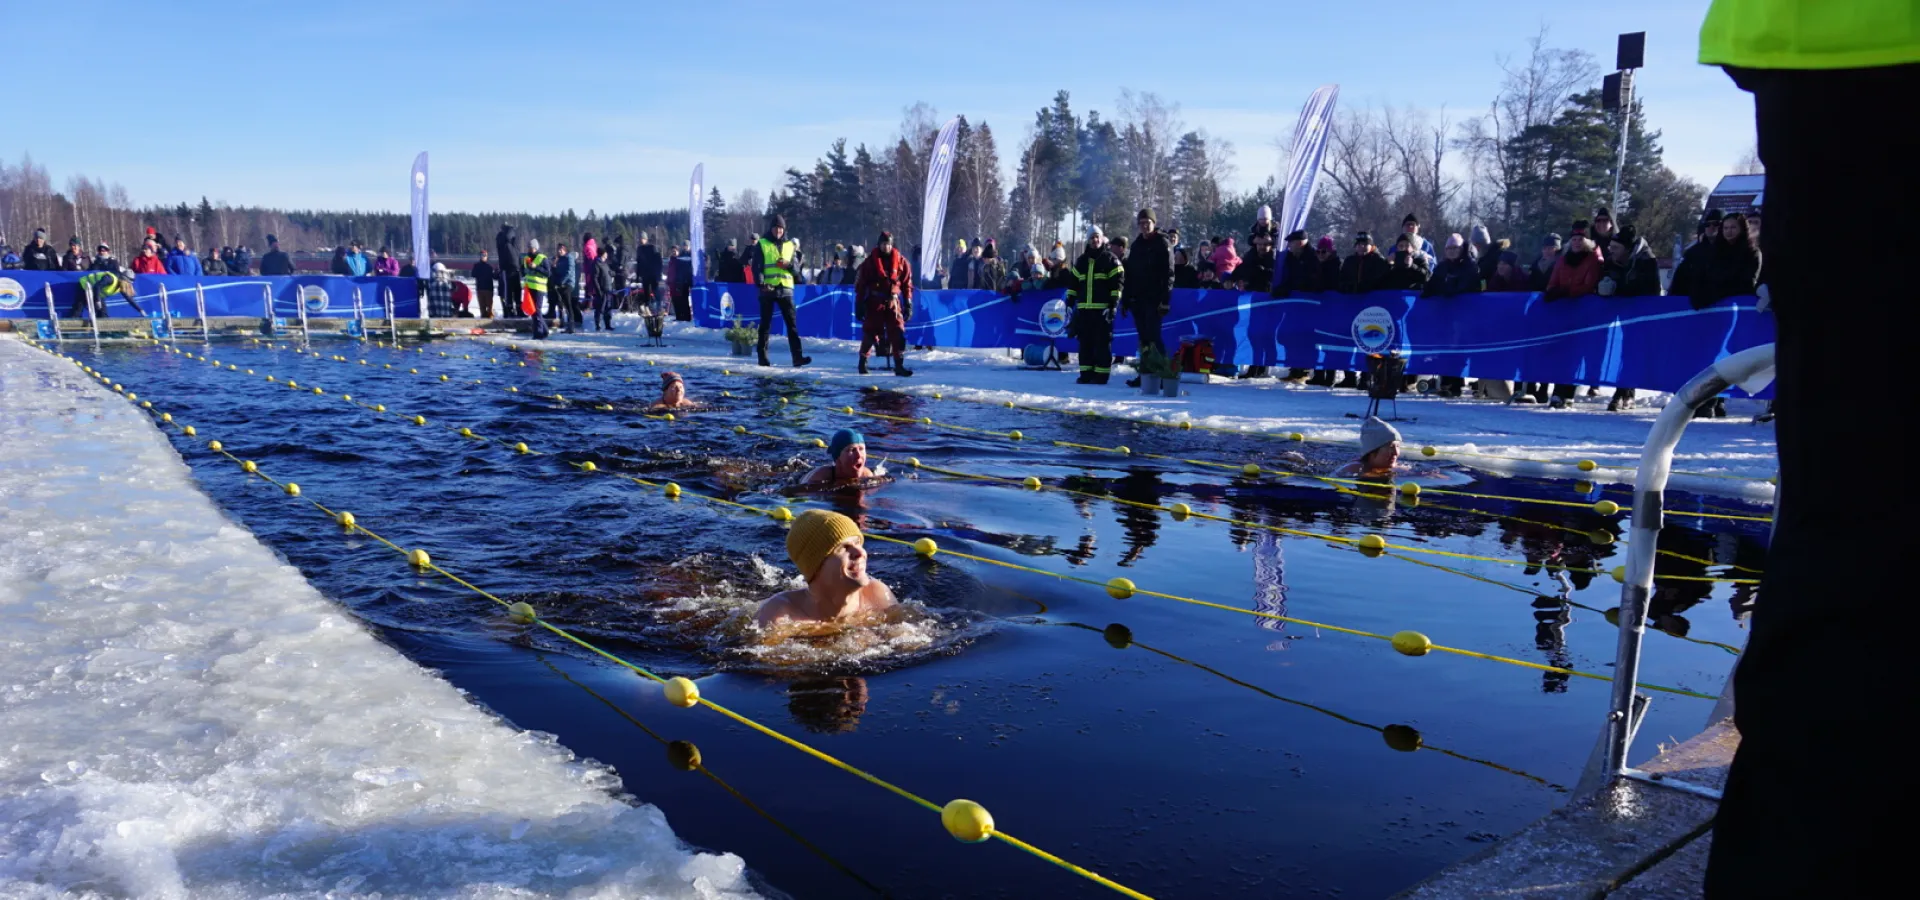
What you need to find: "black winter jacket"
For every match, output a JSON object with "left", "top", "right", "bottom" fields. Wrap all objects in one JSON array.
[
  {"left": 1339, "top": 251, "right": 1389, "bottom": 293},
  {"left": 1123, "top": 230, "right": 1174, "bottom": 311},
  {"left": 1599, "top": 240, "right": 1662, "bottom": 298},
  {"left": 496, "top": 226, "right": 519, "bottom": 275},
  {"left": 1425, "top": 255, "right": 1482, "bottom": 297},
  {"left": 260, "top": 249, "right": 294, "bottom": 275},
  {"left": 20, "top": 240, "right": 61, "bottom": 270},
  {"left": 634, "top": 243, "right": 664, "bottom": 289},
  {"left": 1379, "top": 260, "right": 1428, "bottom": 292}
]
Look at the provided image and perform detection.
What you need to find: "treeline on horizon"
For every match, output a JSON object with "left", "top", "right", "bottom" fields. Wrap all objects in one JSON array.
[{"left": 2, "top": 31, "right": 1710, "bottom": 266}]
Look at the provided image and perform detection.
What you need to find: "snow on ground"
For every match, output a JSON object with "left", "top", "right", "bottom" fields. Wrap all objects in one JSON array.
[
  {"left": 489, "top": 316, "right": 1778, "bottom": 504},
  {"left": 0, "top": 336, "right": 757, "bottom": 899}
]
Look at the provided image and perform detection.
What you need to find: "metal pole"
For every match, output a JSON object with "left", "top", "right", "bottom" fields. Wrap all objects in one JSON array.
[
  {"left": 1610, "top": 71, "right": 1635, "bottom": 211},
  {"left": 160, "top": 284, "right": 175, "bottom": 345},
  {"left": 385, "top": 287, "right": 398, "bottom": 346},
  {"left": 44, "top": 283, "right": 62, "bottom": 342},
  {"left": 1603, "top": 343, "right": 1774, "bottom": 793},
  {"left": 262, "top": 283, "right": 273, "bottom": 337},
  {"left": 353, "top": 285, "right": 365, "bottom": 340},
  {"left": 196, "top": 283, "right": 210, "bottom": 343},
  {"left": 296, "top": 282, "right": 310, "bottom": 348},
  {"left": 84, "top": 282, "right": 101, "bottom": 347}
]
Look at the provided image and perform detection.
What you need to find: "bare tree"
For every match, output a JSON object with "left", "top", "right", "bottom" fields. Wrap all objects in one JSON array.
[
  {"left": 1456, "top": 27, "right": 1598, "bottom": 234},
  {"left": 1117, "top": 88, "right": 1181, "bottom": 216},
  {"left": 1733, "top": 143, "right": 1764, "bottom": 175},
  {"left": 1321, "top": 106, "right": 1397, "bottom": 240}
]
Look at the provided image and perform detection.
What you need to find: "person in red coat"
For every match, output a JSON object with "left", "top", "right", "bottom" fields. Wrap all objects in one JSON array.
[
  {"left": 854, "top": 231, "right": 915, "bottom": 376},
  {"left": 1543, "top": 220, "right": 1603, "bottom": 301},
  {"left": 130, "top": 243, "right": 168, "bottom": 274}
]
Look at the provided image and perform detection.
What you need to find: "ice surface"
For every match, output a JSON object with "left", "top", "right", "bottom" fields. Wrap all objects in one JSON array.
[
  {"left": 502, "top": 319, "right": 1778, "bottom": 503},
  {"left": 0, "top": 336, "right": 759, "bottom": 899}
]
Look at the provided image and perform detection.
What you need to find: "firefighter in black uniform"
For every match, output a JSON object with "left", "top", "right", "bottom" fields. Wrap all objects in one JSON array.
[{"left": 1067, "top": 224, "right": 1124, "bottom": 385}]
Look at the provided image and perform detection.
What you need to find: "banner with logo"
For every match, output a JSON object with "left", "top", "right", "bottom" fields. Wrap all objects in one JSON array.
[
  {"left": 0, "top": 272, "right": 421, "bottom": 319},
  {"left": 689, "top": 163, "right": 706, "bottom": 285},
  {"left": 919, "top": 117, "right": 962, "bottom": 280},
  {"left": 690, "top": 281, "right": 1772, "bottom": 394},
  {"left": 410, "top": 151, "right": 431, "bottom": 278},
  {"left": 1279, "top": 85, "right": 1339, "bottom": 238}
]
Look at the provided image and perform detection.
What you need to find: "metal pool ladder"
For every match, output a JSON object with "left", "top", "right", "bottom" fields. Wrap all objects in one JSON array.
[{"left": 1596, "top": 343, "right": 1776, "bottom": 801}]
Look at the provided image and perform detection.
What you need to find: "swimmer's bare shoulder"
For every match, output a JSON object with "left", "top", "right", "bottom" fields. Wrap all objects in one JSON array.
[
  {"left": 752, "top": 580, "right": 898, "bottom": 628},
  {"left": 754, "top": 589, "right": 806, "bottom": 627}
]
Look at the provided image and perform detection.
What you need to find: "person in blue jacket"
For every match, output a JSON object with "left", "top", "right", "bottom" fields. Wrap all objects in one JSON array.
[
  {"left": 343, "top": 241, "right": 370, "bottom": 276},
  {"left": 165, "top": 238, "right": 203, "bottom": 276}
]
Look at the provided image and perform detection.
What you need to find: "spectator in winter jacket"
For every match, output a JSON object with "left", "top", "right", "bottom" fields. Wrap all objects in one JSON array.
[
  {"left": 1209, "top": 236, "right": 1240, "bottom": 278},
  {"left": 201, "top": 248, "right": 227, "bottom": 275},
  {"left": 1123, "top": 208, "right": 1175, "bottom": 366},
  {"left": 343, "top": 241, "right": 370, "bottom": 276},
  {"left": 89, "top": 243, "right": 120, "bottom": 273},
  {"left": 1232, "top": 231, "right": 1277, "bottom": 292},
  {"left": 668, "top": 243, "right": 694, "bottom": 321},
  {"left": 260, "top": 235, "right": 293, "bottom": 275},
  {"left": 1379, "top": 234, "right": 1428, "bottom": 291},
  {"left": 1528, "top": 234, "right": 1562, "bottom": 292},
  {"left": 1544, "top": 222, "right": 1603, "bottom": 301},
  {"left": 716, "top": 239, "right": 747, "bottom": 283},
  {"left": 132, "top": 244, "right": 168, "bottom": 275},
  {"left": 1400, "top": 213, "right": 1435, "bottom": 263},
  {"left": 19, "top": 229, "right": 61, "bottom": 269},
  {"left": 1668, "top": 209, "right": 1723, "bottom": 300},
  {"left": 582, "top": 232, "right": 598, "bottom": 263},
  {"left": 330, "top": 246, "right": 351, "bottom": 275},
  {"left": 551, "top": 242, "right": 581, "bottom": 332},
  {"left": 1599, "top": 227, "right": 1662, "bottom": 299},
  {"left": 426, "top": 263, "right": 457, "bottom": 318},
  {"left": 1425, "top": 234, "right": 1481, "bottom": 297},
  {"left": 165, "top": 239, "right": 202, "bottom": 276},
  {"left": 1691, "top": 212, "right": 1761, "bottom": 309},
  {"left": 1590, "top": 208, "right": 1617, "bottom": 251},
  {"left": 1313, "top": 236, "right": 1342, "bottom": 290},
  {"left": 1249, "top": 204, "right": 1279, "bottom": 245},
  {"left": 947, "top": 239, "right": 973, "bottom": 289},
  {"left": 1469, "top": 225, "right": 1507, "bottom": 289},
  {"left": 495, "top": 224, "right": 521, "bottom": 315},
  {"left": 1172, "top": 247, "right": 1200, "bottom": 288},
  {"left": 1338, "top": 233, "right": 1388, "bottom": 293},
  {"left": 373, "top": 247, "right": 401, "bottom": 276},
  {"left": 1488, "top": 251, "right": 1529, "bottom": 291},
  {"left": 1274, "top": 229, "right": 1317, "bottom": 295},
  {"left": 229, "top": 245, "right": 253, "bottom": 275},
  {"left": 591, "top": 246, "right": 617, "bottom": 330},
  {"left": 634, "top": 233, "right": 664, "bottom": 298},
  {"left": 62, "top": 237, "right": 88, "bottom": 271},
  {"left": 470, "top": 250, "right": 497, "bottom": 316}
]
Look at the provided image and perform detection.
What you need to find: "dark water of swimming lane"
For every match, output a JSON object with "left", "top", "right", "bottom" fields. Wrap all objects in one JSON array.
[{"left": 81, "top": 337, "right": 1771, "bottom": 899}]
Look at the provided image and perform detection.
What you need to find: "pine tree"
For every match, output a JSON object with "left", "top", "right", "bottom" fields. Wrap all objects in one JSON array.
[{"left": 702, "top": 188, "right": 727, "bottom": 254}]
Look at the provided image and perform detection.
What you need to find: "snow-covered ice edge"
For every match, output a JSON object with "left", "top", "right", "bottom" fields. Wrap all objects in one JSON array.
[
  {"left": 493, "top": 316, "right": 1778, "bottom": 505},
  {"left": 0, "top": 335, "right": 759, "bottom": 900}
]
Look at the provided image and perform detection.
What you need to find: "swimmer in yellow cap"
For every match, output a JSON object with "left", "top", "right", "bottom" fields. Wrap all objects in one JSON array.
[{"left": 755, "top": 509, "right": 897, "bottom": 627}]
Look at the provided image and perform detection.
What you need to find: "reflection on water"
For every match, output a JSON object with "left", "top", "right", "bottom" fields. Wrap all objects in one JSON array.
[{"left": 787, "top": 677, "right": 871, "bottom": 733}]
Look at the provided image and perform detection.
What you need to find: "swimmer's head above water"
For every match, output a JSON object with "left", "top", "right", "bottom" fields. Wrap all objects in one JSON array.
[
  {"left": 1357, "top": 416, "right": 1402, "bottom": 475},
  {"left": 805, "top": 428, "right": 873, "bottom": 484},
  {"left": 755, "top": 509, "right": 897, "bottom": 627},
  {"left": 657, "top": 371, "right": 694, "bottom": 408}
]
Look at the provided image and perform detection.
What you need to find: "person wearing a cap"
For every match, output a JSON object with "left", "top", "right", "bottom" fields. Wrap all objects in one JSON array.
[
  {"left": 855, "top": 231, "right": 915, "bottom": 376},
  {"left": 61, "top": 237, "right": 87, "bottom": 271},
  {"left": 1335, "top": 416, "right": 1403, "bottom": 479},
  {"left": 1667, "top": 209, "right": 1722, "bottom": 299},
  {"left": 749, "top": 214, "right": 811, "bottom": 368},
  {"left": 425, "top": 262, "right": 457, "bottom": 318},
  {"left": 522, "top": 238, "right": 552, "bottom": 339},
  {"left": 253, "top": 234, "right": 290, "bottom": 276},
  {"left": 1400, "top": 214, "right": 1434, "bottom": 263},
  {"left": 1338, "top": 231, "right": 1388, "bottom": 294},
  {"left": 1589, "top": 208, "right": 1617, "bottom": 249},
  {"left": 1426, "top": 233, "right": 1481, "bottom": 298},
  {"left": 1543, "top": 220, "right": 1603, "bottom": 303},
  {"left": 1065, "top": 224, "right": 1125, "bottom": 385},
  {"left": 1527, "top": 233, "right": 1563, "bottom": 292},
  {"left": 804, "top": 428, "right": 876, "bottom": 485},
  {"left": 88, "top": 242, "right": 119, "bottom": 273},
  {"left": 590, "top": 243, "right": 617, "bottom": 330},
  {"left": 652, "top": 371, "right": 698, "bottom": 410},
  {"left": 754, "top": 509, "right": 897, "bottom": 628},
  {"left": 1122, "top": 208, "right": 1174, "bottom": 387},
  {"left": 1380, "top": 234, "right": 1427, "bottom": 291},
  {"left": 20, "top": 229, "right": 60, "bottom": 270},
  {"left": 200, "top": 244, "right": 228, "bottom": 276}
]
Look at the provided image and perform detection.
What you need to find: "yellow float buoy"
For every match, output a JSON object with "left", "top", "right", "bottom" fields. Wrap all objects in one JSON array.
[
  {"left": 663, "top": 676, "right": 700, "bottom": 708},
  {"left": 913, "top": 538, "right": 939, "bottom": 558},
  {"left": 1169, "top": 502, "right": 1192, "bottom": 520},
  {"left": 941, "top": 799, "right": 994, "bottom": 843},
  {"left": 1106, "top": 577, "right": 1136, "bottom": 599},
  {"left": 336, "top": 511, "right": 356, "bottom": 528},
  {"left": 507, "top": 601, "right": 537, "bottom": 624},
  {"left": 1592, "top": 500, "right": 1621, "bottom": 516},
  {"left": 1358, "top": 534, "right": 1388, "bottom": 551},
  {"left": 284, "top": 483, "right": 301, "bottom": 497},
  {"left": 1390, "top": 631, "right": 1432, "bottom": 656},
  {"left": 408, "top": 548, "right": 432, "bottom": 568}
]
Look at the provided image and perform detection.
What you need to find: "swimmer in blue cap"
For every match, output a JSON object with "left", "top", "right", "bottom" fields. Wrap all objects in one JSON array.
[{"left": 804, "top": 428, "right": 874, "bottom": 485}]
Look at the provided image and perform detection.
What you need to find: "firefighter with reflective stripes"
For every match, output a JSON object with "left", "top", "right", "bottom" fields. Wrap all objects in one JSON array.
[{"left": 1066, "top": 224, "right": 1124, "bottom": 384}]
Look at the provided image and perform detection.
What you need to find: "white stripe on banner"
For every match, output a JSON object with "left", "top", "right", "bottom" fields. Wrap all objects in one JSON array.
[
  {"left": 920, "top": 117, "right": 962, "bottom": 279},
  {"left": 409, "top": 151, "right": 430, "bottom": 279},
  {"left": 1280, "top": 86, "right": 1339, "bottom": 239},
  {"left": 689, "top": 163, "right": 706, "bottom": 285}
]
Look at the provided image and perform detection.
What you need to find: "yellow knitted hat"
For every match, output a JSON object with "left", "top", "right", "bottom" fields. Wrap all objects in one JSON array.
[{"left": 786, "top": 510, "right": 863, "bottom": 581}]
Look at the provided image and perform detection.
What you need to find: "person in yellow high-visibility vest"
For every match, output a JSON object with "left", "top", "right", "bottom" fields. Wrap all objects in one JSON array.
[
  {"left": 522, "top": 238, "right": 552, "bottom": 340},
  {"left": 1697, "top": 6, "right": 1914, "bottom": 897},
  {"left": 747, "top": 214, "right": 811, "bottom": 368}
]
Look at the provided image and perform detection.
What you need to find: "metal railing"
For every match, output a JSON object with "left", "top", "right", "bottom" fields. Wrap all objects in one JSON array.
[{"left": 1599, "top": 342, "right": 1776, "bottom": 800}]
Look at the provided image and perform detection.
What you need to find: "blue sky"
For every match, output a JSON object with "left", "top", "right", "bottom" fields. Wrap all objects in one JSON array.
[{"left": 9, "top": 1, "right": 1751, "bottom": 216}]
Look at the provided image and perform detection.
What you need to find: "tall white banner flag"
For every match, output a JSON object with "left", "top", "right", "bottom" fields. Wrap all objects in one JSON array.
[
  {"left": 919, "top": 117, "right": 962, "bottom": 279},
  {"left": 1279, "top": 86, "right": 1340, "bottom": 238}
]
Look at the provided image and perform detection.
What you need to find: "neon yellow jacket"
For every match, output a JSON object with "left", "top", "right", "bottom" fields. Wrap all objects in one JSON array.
[{"left": 1700, "top": 0, "right": 1920, "bottom": 69}]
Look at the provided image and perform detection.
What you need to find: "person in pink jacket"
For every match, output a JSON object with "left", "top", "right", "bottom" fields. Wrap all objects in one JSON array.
[
  {"left": 373, "top": 247, "right": 402, "bottom": 276},
  {"left": 1209, "top": 236, "right": 1240, "bottom": 278}
]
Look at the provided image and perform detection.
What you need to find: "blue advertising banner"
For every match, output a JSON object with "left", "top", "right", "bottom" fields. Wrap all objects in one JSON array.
[
  {"left": 0, "top": 272, "right": 421, "bottom": 319},
  {"left": 693, "top": 281, "right": 1772, "bottom": 394}
]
